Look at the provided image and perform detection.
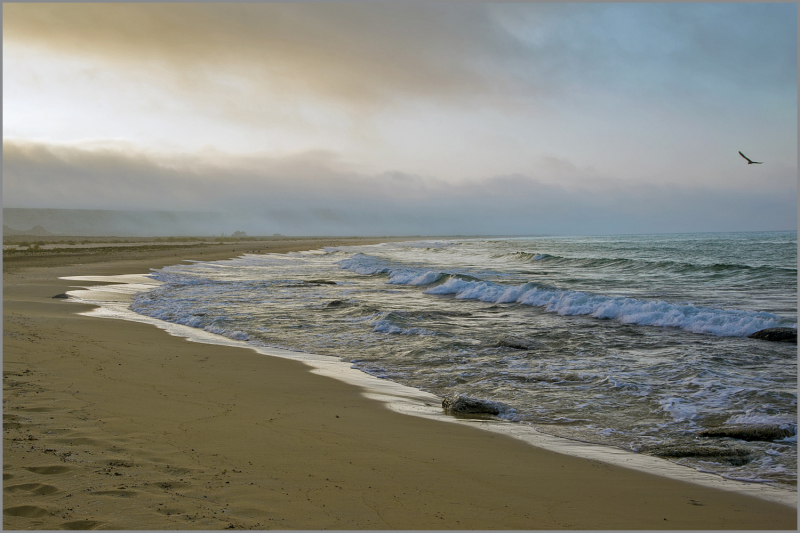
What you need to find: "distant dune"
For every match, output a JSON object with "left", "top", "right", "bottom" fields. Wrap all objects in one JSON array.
[
  {"left": 3, "top": 224, "right": 57, "bottom": 237},
  {"left": 3, "top": 208, "right": 227, "bottom": 237}
]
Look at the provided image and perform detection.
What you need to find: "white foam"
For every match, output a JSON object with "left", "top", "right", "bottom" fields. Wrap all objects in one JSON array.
[
  {"left": 386, "top": 240, "right": 457, "bottom": 249},
  {"left": 337, "top": 254, "right": 391, "bottom": 275},
  {"left": 659, "top": 397, "right": 699, "bottom": 422},
  {"left": 59, "top": 273, "right": 797, "bottom": 508},
  {"left": 325, "top": 240, "right": 456, "bottom": 253},
  {"left": 726, "top": 412, "right": 798, "bottom": 430},
  {"left": 337, "top": 254, "right": 797, "bottom": 337},
  {"left": 372, "top": 320, "right": 436, "bottom": 336},
  {"left": 203, "top": 325, "right": 250, "bottom": 341},
  {"left": 387, "top": 270, "right": 443, "bottom": 286},
  {"left": 427, "top": 275, "right": 794, "bottom": 337}
]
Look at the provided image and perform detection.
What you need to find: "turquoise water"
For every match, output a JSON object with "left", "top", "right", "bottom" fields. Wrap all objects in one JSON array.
[{"left": 131, "top": 231, "right": 797, "bottom": 487}]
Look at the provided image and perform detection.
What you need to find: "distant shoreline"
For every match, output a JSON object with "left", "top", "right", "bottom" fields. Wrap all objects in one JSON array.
[{"left": 2, "top": 236, "right": 425, "bottom": 273}]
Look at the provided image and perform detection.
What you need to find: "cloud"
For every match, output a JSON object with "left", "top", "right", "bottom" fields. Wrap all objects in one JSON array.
[
  {"left": 6, "top": 3, "right": 794, "bottom": 114},
  {"left": 4, "top": 3, "right": 795, "bottom": 189},
  {"left": 4, "top": 140, "right": 795, "bottom": 236},
  {"left": 3, "top": 3, "right": 523, "bottom": 111}
]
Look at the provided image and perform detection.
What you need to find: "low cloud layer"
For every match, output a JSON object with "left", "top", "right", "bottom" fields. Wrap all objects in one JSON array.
[{"left": 4, "top": 141, "right": 795, "bottom": 236}]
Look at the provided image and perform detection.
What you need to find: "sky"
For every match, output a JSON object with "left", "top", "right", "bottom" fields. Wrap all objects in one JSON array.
[{"left": 3, "top": 2, "right": 797, "bottom": 236}]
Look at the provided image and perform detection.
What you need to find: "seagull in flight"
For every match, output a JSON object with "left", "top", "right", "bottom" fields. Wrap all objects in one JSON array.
[{"left": 739, "top": 151, "right": 762, "bottom": 164}]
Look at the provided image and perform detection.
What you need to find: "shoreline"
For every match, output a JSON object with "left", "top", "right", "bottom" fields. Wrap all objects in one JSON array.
[
  {"left": 65, "top": 270, "right": 797, "bottom": 507},
  {"left": 3, "top": 238, "right": 797, "bottom": 529}
]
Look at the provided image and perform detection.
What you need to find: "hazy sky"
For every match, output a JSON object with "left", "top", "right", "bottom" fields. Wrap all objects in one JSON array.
[{"left": 3, "top": 3, "right": 797, "bottom": 235}]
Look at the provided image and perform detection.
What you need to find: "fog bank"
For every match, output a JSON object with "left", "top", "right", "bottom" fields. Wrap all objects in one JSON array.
[{"left": 4, "top": 141, "right": 796, "bottom": 236}]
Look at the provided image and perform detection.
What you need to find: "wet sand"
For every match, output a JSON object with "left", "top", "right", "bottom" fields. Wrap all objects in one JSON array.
[{"left": 3, "top": 238, "right": 797, "bottom": 529}]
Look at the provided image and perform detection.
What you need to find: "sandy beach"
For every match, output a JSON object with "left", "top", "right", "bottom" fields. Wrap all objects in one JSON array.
[{"left": 3, "top": 238, "right": 797, "bottom": 530}]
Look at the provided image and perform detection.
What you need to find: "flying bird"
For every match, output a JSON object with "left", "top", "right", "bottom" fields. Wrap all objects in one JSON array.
[{"left": 739, "top": 151, "right": 762, "bottom": 164}]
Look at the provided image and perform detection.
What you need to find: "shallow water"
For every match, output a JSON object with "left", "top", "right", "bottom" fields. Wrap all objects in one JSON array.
[{"left": 130, "top": 231, "right": 798, "bottom": 487}]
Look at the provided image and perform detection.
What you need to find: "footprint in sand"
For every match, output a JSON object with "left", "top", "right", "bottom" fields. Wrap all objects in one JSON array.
[
  {"left": 4, "top": 483, "right": 60, "bottom": 495},
  {"left": 59, "top": 519, "right": 103, "bottom": 530},
  {"left": 25, "top": 465, "right": 72, "bottom": 475},
  {"left": 53, "top": 437, "right": 98, "bottom": 446},
  {"left": 3, "top": 417, "right": 23, "bottom": 430},
  {"left": 3, "top": 505, "right": 50, "bottom": 518},
  {"left": 92, "top": 489, "right": 137, "bottom": 498},
  {"left": 23, "top": 406, "right": 55, "bottom": 412}
]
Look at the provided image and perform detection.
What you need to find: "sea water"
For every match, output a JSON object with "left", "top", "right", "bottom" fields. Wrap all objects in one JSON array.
[{"left": 130, "top": 231, "right": 797, "bottom": 487}]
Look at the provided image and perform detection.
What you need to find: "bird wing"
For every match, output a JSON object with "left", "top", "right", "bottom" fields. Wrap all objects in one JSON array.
[{"left": 739, "top": 151, "right": 753, "bottom": 163}]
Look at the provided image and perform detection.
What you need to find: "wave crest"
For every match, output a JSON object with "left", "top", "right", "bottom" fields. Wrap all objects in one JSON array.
[{"left": 337, "top": 254, "right": 796, "bottom": 337}]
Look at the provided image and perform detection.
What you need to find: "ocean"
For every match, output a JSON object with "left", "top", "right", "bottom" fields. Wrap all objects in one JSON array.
[{"left": 129, "top": 231, "right": 797, "bottom": 488}]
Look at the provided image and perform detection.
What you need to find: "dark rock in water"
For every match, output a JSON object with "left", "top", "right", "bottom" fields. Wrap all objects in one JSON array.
[
  {"left": 648, "top": 444, "right": 752, "bottom": 466},
  {"left": 497, "top": 337, "right": 540, "bottom": 350},
  {"left": 305, "top": 279, "right": 337, "bottom": 285},
  {"left": 699, "top": 425, "right": 794, "bottom": 442},
  {"left": 748, "top": 327, "right": 797, "bottom": 343},
  {"left": 51, "top": 293, "right": 69, "bottom": 299},
  {"left": 649, "top": 444, "right": 750, "bottom": 458},
  {"left": 442, "top": 394, "right": 500, "bottom": 415},
  {"left": 326, "top": 300, "right": 348, "bottom": 308}
]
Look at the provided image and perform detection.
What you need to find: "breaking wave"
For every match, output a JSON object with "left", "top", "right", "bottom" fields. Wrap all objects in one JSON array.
[
  {"left": 502, "top": 251, "right": 797, "bottom": 276},
  {"left": 338, "top": 254, "right": 796, "bottom": 337}
]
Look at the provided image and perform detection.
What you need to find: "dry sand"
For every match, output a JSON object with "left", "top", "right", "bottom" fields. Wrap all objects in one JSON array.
[{"left": 3, "top": 238, "right": 797, "bottom": 530}]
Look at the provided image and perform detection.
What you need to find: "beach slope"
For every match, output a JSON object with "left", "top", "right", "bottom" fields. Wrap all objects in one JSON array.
[{"left": 3, "top": 239, "right": 796, "bottom": 529}]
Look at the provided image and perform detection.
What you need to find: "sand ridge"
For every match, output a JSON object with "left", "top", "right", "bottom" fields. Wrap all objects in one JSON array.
[{"left": 3, "top": 238, "right": 797, "bottom": 529}]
